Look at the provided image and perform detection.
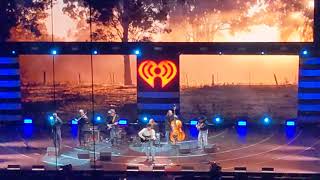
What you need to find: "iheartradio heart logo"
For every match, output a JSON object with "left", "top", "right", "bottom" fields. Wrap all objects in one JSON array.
[{"left": 138, "top": 60, "right": 177, "bottom": 88}]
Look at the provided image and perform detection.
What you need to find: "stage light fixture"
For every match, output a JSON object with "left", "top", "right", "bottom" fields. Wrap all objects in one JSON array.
[
  {"left": 219, "top": 51, "right": 222, "bottom": 55},
  {"left": 263, "top": 117, "right": 271, "bottom": 125},
  {"left": 261, "top": 51, "right": 265, "bottom": 55},
  {"left": 93, "top": 50, "right": 98, "bottom": 55},
  {"left": 51, "top": 49, "right": 57, "bottom": 55},
  {"left": 302, "top": 50, "right": 308, "bottom": 55},
  {"left": 96, "top": 116, "right": 102, "bottom": 122},
  {"left": 49, "top": 116, "right": 54, "bottom": 121},
  {"left": 71, "top": 119, "right": 78, "bottom": 125},
  {"left": 118, "top": 119, "right": 128, "bottom": 125},
  {"left": 134, "top": 49, "right": 141, "bottom": 55},
  {"left": 143, "top": 116, "right": 148, "bottom": 122},
  {"left": 11, "top": 50, "right": 16, "bottom": 55},
  {"left": 286, "top": 120, "right": 295, "bottom": 126},
  {"left": 237, "top": 120, "right": 247, "bottom": 126},
  {"left": 24, "top": 118, "right": 33, "bottom": 124}
]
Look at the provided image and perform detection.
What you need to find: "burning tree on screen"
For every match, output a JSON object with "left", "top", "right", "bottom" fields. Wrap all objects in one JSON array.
[{"left": 63, "top": 0, "right": 171, "bottom": 85}]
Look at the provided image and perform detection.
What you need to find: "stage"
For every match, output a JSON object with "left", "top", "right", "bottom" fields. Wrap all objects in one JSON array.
[{"left": 0, "top": 125, "right": 319, "bottom": 174}]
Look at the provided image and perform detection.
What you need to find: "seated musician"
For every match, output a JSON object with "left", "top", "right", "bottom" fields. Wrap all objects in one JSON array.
[
  {"left": 149, "top": 118, "right": 160, "bottom": 145},
  {"left": 196, "top": 115, "right": 209, "bottom": 150},
  {"left": 138, "top": 124, "right": 156, "bottom": 162},
  {"left": 77, "top": 109, "right": 90, "bottom": 147},
  {"left": 106, "top": 109, "right": 120, "bottom": 146}
]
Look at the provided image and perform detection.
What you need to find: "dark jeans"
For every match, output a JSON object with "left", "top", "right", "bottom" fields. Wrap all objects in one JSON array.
[{"left": 52, "top": 127, "right": 62, "bottom": 152}]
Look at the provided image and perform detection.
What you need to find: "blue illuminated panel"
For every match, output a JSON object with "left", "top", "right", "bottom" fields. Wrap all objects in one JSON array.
[
  {"left": 190, "top": 120, "right": 197, "bottom": 126},
  {"left": 286, "top": 121, "right": 295, "bottom": 126},
  {"left": 237, "top": 120, "right": 247, "bottom": 126},
  {"left": 24, "top": 118, "right": 33, "bottom": 124},
  {"left": 118, "top": 119, "right": 128, "bottom": 125}
]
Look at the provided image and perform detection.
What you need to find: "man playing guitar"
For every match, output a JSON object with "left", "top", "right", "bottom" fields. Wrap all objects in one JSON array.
[
  {"left": 196, "top": 116, "right": 209, "bottom": 150},
  {"left": 138, "top": 124, "right": 156, "bottom": 162},
  {"left": 106, "top": 109, "right": 120, "bottom": 146}
]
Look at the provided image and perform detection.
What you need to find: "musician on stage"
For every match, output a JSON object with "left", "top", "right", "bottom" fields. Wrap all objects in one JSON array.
[
  {"left": 77, "top": 109, "right": 89, "bottom": 147},
  {"left": 52, "top": 112, "right": 63, "bottom": 154},
  {"left": 196, "top": 116, "right": 209, "bottom": 150},
  {"left": 106, "top": 109, "right": 120, "bottom": 146},
  {"left": 138, "top": 124, "right": 156, "bottom": 162},
  {"left": 165, "top": 110, "right": 174, "bottom": 144},
  {"left": 149, "top": 118, "right": 160, "bottom": 145}
]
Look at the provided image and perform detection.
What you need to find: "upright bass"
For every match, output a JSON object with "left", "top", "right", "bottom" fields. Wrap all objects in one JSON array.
[{"left": 169, "top": 105, "right": 186, "bottom": 144}]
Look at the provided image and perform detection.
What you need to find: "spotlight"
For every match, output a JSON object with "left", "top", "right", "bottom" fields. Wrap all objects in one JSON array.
[
  {"left": 71, "top": 119, "right": 78, "bottom": 125},
  {"left": 96, "top": 116, "right": 102, "bottom": 122},
  {"left": 219, "top": 51, "right": 222, "bottom": 55},
  {"left": 263, "top": 117, "right": 271, "bottom": 125},
  {"left": 51, "top": 50, "right": 57, "bottom": 55},
  {"left": 302, "top": 50, "right": 308, "bottom": 55},
  {"left": 134, "top": 49, "right": 141, "bottom": 55},
  {"left": 24, "top": 118, "right": 33, "bottom": 124},
  {"left": 286, "top": 120, "right": 295, "bottom": 126},
  {"left": 11, "top": 50, "right": 16, "bottom": 55},
  {"left": 143, "top": 117, "right": 148, "bottom": 122},
  {"left": 93, "top": 50, "right": 98, "bottom": 55},
  {"left": 213, "top": 116, "right": 222, "bottom": 124},
  {"left": 49, "top": 116, "right": 54, "bottom": 121},
  {"left": 261, "top": 51, "right": 265, "bottom": 55},
  {"left": 237, "top": 120, "right": 247, "bottom": 126},
  {"left": 118, "top": 119, "right": 128, "bottom": 125},
  {"left": 190, "top": 120, "right": 198, "bottom": 126}
]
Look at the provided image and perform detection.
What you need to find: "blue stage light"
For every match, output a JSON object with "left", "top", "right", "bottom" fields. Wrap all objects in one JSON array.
[
  {"left": 302, "top": 50, "right": 308, "bottom": 55},
  {"left": 11, "top": 50, "right": 16, "bottom": 55},
  {"left": 93, "top": 50, "right": 98, "bottom": 55},
  {"left": 237, "top": 120, "right": 247, "bottom": 126},
  {"left": 134, "top": 49, "right": 140, "bottom": 55},
  {"left": 143, "top": 117, "right": 148, "bottom": 122},
  {"left": 286, "top": 120, "right": 295, "bottom": 126},
  {"left": 215, "top": 117, "right": 221, "bottom": 123},
  {"left": 71, "top": 119, "right": 78, "bottom": 125},
  {"left": 118, "top": 119, "right": 128, "bottom": 125},
  {"left": 96, "top": 116, "right": 102, "bottom": 121},
  {"left": 263, "top": 117, "right": 270, "bottom": 124},
  {"left": 49, "top": 116, "right": 54, "bottom": 121},
  {"left": 51, "top": 50, "right": 57, "bottom": 55},
  {"left": 190, "top": 120, "right": 198, "bottom": 126},
  {"left": 24, "top": 118, "right": 33, "bottom": 124}
]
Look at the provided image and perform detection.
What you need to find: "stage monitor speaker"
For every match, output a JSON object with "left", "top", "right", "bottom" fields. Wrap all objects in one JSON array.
[
  {"left": 234, "top": 167, "right": 247, "bottom": 172},
  {"left": 32, "top": 165, "right": 45, "bottom": 171},
  {"left": 127, "top": 165, "right": 139, "bottom": 171},
  {"left": 153, "top": 165, "right": 165, "bottom": 171},
  {"left": 204, "top": 144, "right": 216, "bottom": 153},
  {"left": 261, "top": 167, "right": 274, "bottom": 172},
  {"left": 7, "top": 165, "right": 20, "bottom": 170},
  {"left": 47, "top": 147, "right": 56, "bottom": 156},
  {"left": 179, "top": 147, "right": 191, "bottom": 154},
  {"left": 99, "top": 152, "right": 111, "bottom": 161},
  {"left": 165, "top": 165, "right": 182, "bottom": 172},
  {"left": 78, "top": 152, "right": 90, "bottom": 159}
]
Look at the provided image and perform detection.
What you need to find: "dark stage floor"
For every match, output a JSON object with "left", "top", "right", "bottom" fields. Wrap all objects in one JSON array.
[{"left": 0, "top": 124, "right": 320, "bottom": 173}]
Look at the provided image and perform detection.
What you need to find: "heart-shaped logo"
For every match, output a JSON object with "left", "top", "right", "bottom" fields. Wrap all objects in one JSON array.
[{"left": 138, "top": 60, "right": 177, "bottom": 88}]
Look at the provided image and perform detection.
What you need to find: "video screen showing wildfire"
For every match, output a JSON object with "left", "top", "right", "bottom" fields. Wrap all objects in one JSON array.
[
  {"left": 4, "top": 0, "right": 314, "bottom": 42},
  {"left": 180, "top": 55, "right": 299, "bottom": 124},
  {"left": 19, "top": 55, "right": 137, "bottom": 124}
]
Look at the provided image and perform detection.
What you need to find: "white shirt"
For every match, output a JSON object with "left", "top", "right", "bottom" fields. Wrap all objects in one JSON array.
[{"left": 138, "top": 128, "right": 156, "bottom": 140}]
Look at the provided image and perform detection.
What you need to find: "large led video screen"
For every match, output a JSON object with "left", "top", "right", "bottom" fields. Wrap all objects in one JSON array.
[
  {"left": 180, "top": 55, "right": 299, "bottom": 124},
  {"left": 19, "top": 55, "right": 137, "bottom": 124},
  {"left": 3, "top": 0, "right": 314, "bottom": 42}
]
